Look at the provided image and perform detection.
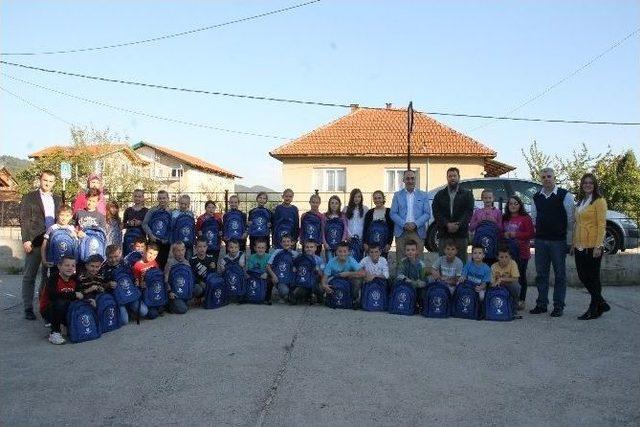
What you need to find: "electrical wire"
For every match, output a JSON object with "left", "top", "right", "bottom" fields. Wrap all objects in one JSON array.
[{"left": 0, "top": 85, "right": 74, "bottom": 125}]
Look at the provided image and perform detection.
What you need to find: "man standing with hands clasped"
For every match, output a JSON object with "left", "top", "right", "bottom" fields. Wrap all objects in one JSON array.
[
  {"left": 19, "top": 170, "right": 62, "bottom": 320},
  {"left": 390, "top": 169, "right": 431, "bottom": 263}
]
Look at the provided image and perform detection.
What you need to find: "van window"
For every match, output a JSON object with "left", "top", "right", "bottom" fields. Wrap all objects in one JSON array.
[
  {"left": 459, "top": 180, "right": 508, "bottom": 204},
  {"left": 509, "top": 180, "right": 542, "bottom": 205}
]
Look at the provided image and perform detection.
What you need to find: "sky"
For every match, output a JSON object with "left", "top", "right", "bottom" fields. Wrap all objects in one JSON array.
[{"left": 1, "top": 0, "right": 639, "bottom": 190}]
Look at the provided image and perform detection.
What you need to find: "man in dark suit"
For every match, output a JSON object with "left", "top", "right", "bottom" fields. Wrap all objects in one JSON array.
[
  {"left": 431, "top": 167, "right": 475, "bottom": 263},
  {"left": 19, "top": 170, "right": 61, "bottom": 320}
]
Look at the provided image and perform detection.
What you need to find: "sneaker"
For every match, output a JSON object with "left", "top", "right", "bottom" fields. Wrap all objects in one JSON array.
[
  {"left": 43, "top": 322, "right": 51, "bottom": 328},
  {"left": 24, "top": 309, "right": 37, "bottom": 320},
  {"left": 48, "top": 332, "right": 65, "bottom": 345},
  {"left": 550, "top": 307, "right": 563, "bottom": 317},
  {"left": 517, "top": 301, "right": 526, "bottom": 311},
  {"left": 529, "top": 306, "right": 547, "bottom": 315}
]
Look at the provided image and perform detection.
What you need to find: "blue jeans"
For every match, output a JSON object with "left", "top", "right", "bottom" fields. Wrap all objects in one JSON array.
[
  {"left": 120, "top": 300, "right": 149, "bottom": 323},
  {"left": 277, "top": 282, "right": 291, "bottom": 299},
  {"left": 534, "top": 239, "right": 567, "bottom": 309}
]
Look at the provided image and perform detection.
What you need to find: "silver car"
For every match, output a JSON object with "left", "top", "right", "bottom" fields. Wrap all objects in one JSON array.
[{"left": 424, "top": 178, "right": 639, "bottom": 254}]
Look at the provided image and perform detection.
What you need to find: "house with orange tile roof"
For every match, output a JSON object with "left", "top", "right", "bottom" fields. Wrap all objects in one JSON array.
[
  {"left": 270, "top": 104, "right": 514, "bottom": 199},
  {"left": 0, "top": 166, "right": 20, "bottom": 202}
]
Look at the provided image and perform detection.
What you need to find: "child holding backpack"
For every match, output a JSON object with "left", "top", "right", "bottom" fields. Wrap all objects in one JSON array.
[
  {"left": 106, "top": 201, "right": 123, "bottom": 247},
  {"left": 490, "top": 245, "right": 522, "bottom": 312},
  {"left": 396, "top": 240, "right": 428, "bottom": 304},
  {"left": 223, "top": 195, "right": 248, "bottom": 253},
  {"left": 321, "top": 241, "right": 365, "bottom": 306},
  {"left": 461, "top": 245, "right": 492, "bottom": 301},
  {"left": 267, "top": 234, "right": 299, "bottom": 303},
  {"left": 41, "top": 255, "right": 82, "bottom": 345},
  {"left": 142, "top": 190, "right": 172, "bottom": 269},
  {"left": 469, "top": 189, "right": 503, "bottom": 265},
  {"left": 360, "top": 244, "right": 389, "bottom": 283},
  {"left": 299, "top": 194, "right": 324, "bottom": 256},
  {"left": 343, "top": 188, "right": 368, "bottom": 261},
  {"left": 41, "top": 205, "right": 77, "bottom": 279},
  {"left": 171, "top": 194, "right": 196, "bottom": 259},
  {"left": 190, "top": 237, "right": 218, "bottom": 289},
  {"left": 246, "top": 238, "right": 271, "bottom": 304},
  {"left": 323, "top": 195, "right": 348, "bottom": 261},
  {"left": 430, "top": 239, "right": 464, "bottom": 294},
  {"left": 76, "top": 254, "right": 106, "bottom": 306},
  {"left": 132, "top": 242, "right": 162, "bottom": 319},
  {"left": 165, "top": 241, "right": 203, "bottom": 314},
  {"left": 195, "top": 200, "right": 223, "bottom": 262},
  {"left": 248, "top": 192, "right": 272, "bottom": 254},
  {"left": 74, "top": 189, "right": 107, "bottom": 273},
  {"left": 219, "top": 239, "right": 246, "bottom": 303},
  {"left": 272, "top": 189, "right": 299, "bottom": 250},
  {"left": 122, "top": 189, "right": 148, "bottom": 256},
  {"left": 100, "top": 244, "right": 146, "bottom": 323},
  {"left": 291, "top": 240, "right": 325, "bottom": 305},
  {"left": 363, "top": 190, "right": 394, "bottom": 258},
  {"left": 124, "top": 236, "right": 146, "bottom": 268}
]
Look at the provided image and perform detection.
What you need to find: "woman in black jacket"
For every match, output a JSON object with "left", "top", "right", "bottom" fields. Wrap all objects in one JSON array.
[{"left": 363, "top": 190, "right": 394, "bottom": 258}]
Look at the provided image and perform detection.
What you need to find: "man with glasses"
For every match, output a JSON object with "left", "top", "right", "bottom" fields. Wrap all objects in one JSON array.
[{"left": 530, "top": 167, "right": 575, "bottom": 317}]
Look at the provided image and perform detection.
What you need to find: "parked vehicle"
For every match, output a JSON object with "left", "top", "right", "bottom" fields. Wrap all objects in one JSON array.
[{"left": 424, "top": 178, "right": 639, "bottom": 254}]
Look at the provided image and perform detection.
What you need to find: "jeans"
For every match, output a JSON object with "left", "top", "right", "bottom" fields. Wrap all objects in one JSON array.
[
  {"left": 121, "top": 300, "right": 149, "bottom": 323},
  {"left": 292, "top": 286, "right": 324, "bottom": 304},
  {"left": 517, "top": 258, "right": 529, "bottom": 302},
  {"left": 574, "top": 248, "right": 604, "bottom": 307},
  {"left": 46, "top": 300, "right": 71, "bottom": 333},
  {"left": 534, "top": 239, "right": 567, "bottom": 309},
  {"left": 22, "top": 247, "right": 47, "bottom": 311},
  {"left": 169, "top": 283, "right": 205, "bottom": 313},
  {"left": 277, "top": 282, "right": 291, "bottom": 299}
]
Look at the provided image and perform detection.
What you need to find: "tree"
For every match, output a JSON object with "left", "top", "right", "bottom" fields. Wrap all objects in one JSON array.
[
  {"left": 521, "top": 140, "right": 555, "bottom": 181},
  {"left": 554, "top": 143, "right": 607, "bottom": 193},
  {"left": 595, "top": 150, "right": 640, "bottom": 220}
]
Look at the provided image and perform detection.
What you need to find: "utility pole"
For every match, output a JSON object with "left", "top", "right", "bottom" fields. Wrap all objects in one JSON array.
[{"left": 407, "top": 101, "right": 414, "bottom": 171}]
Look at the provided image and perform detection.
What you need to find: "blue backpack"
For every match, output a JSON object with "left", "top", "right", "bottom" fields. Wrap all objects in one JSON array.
[
  {"left": 473, "top": 220, "right": 499, "bottom": 260},
  {"left": 272, "top": 250, "right": 294, "bottom": 286},
  {"left": 388, "top": 280, "right": 416, "bottom": 316},
  {"left": 223, "top": 257, "right": 246, "bottom": 297},
  {"left": 325, "top": 277, "right": 353, "bottom": 309},
  {"left": 503, "top": 238, "right": 521, "bottom": 263},
  {"left": 148, "top": 209, "right": 171, "bottom": 241},
  {"left": 78, "top": 227, "right": 106, "bottom": 262},
  {"left": 124, "top": 250, "right": 143, "bottom": 269},
  {"left": 47, "top": 228, "right": 77, "bottom": 265},
  {"left": 245, "top": 269, "right": 267, "bottom": 304},
  {"left": 366, "top": 219, "right": 388, "bottom": 248},
  {"left": 324, "top": 217, "right": 344, "bottom": 252},
  {"left": 452, "top": 281, "right": 480, "bottom": 320},
  {"left": 143, "top": 267, "right": 168, "bottom": 308},
  {"left": 422, "top": 281, "right": 452, "bottom": 318},
  {"left": 201, "top": 216, "right": 221, "bottom": 251},
  {"left": 349, "top": 236, "right": 363, "bottom": 262},
  {"left": 293, "top": 254, "right": 318, "bottom": 289},
  {"left": 171, "top": 213, "right": 195, "bottom": 247},
  {"left": 485, "top": 286, "right": 514, "bottom": 321},
  {"left": 301, "top": 213, "right": 322, "bottom": 243},
  {"left": 122, "top": 227, "right": 144, "bottom": 256},
  {"left": 168, "top": 263, "right": 194, "bottom": 300},
  {"left": 204, "top": 273, "right": 227, "bottom": 309},
  {"left": 361, "top": 278, "right": 388, "bottom": 312},
  {"left": 273, "top": 218, "right": 295, "bottom": 249},
  {"left": 96, "top": 293, "right": 121, "bottom": 333},
  {"left": 223, "top": 210, "right": 245, "bottom": 241},
  {"left": 113, "top": 265, "right": 141, "bottom": 305},
  {"left": 67, "top": 300, "right": 101, "bottom": 343},
  {"left": 248, "top": 207, "right": 271, "bottom": 237}
]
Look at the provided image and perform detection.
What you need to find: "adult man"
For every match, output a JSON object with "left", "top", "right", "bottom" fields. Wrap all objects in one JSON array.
[
  {"left": 431, "top": 167, "right": 474, "bottom": 263},
  {"left": 390, "top": 170, "right": 431, "bottom": 263},
  {"left": 530, "top": 167, "right": 575, "bottom": 317},
  {"left": 19, "top": 170, "right": 62, "bottom": 320}
]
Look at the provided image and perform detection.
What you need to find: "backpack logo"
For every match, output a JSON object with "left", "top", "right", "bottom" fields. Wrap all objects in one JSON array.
[
  {"left": 299, "top": 266, "right": 308, "bottom": 279},
  {"left": 481, "top": 236, "right": 491, "bottom": 250},
  {"left": 231, "top": 220, "right": 240, "bottom": 230},
  {"left": 461, "top": 295, "right": 472, "bottom": 309},
  {"left": 254, "top": 217, "right": 265, "bottom": 230},
  {"left": 153, "top": 221, "right": 165, "bottom": 233},
  {"left": 371, "top": 289, "right": 381, "bottom": 301},
  {"left": 206, "top": 230, "right": 215, "bottom": 240},
  {"left": 176, "top": 276, "right": 185, "bottom": 291},
  {"left": 398, "top": 293, "right": 407, "bottom": 303},
  {"left": 330, "top": 229, "right": 338, "bottom": 239},
  {"left": 106, "top": 307, "right": 116, "bottom": 324},
  {"left": 492, "top": 297, "right": 504, "bottom": 314},
  {"left": 214, "top": 288, "right": 222, "bottom": 298},
  {"left": 152, "top": 282, "right": 162, "bottom": 300},
  {"left": 81, "top": 314, "right": 91, "bottom": 328},
  {"left": 58, "top": 241, "right": 68, "bottom": 252},
  {"left": 334, "top": 290, "right": 344, "bottom": 303},
  {"left": 122, "top": 278, "right": 133, "bottom": 295},
  {"left": 373, "top": 231, "right": 381, "bottom": 242},
  {"left": 306, "top": 225, "right": 316, "bottom": 237},
  {"left": 181, "top": 226, "right": 190, "bottom": 238},
  {"left": 278, "top": 262, "right": 288, "bottom": 272},
  {"left": 432, "top": 296, "right": 444, "bottom": 308},
  {"left": 89, "top": 239, "right": 99, "bottom": 253}
]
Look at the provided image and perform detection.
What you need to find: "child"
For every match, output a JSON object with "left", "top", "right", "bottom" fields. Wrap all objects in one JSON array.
[
  {"left": 106, "top": 201, "right": 123, "bottom": 247},
  {"left": 321, "top": 241, "right": 365, "bottom": 307},
  {"left": 142, "top": 190, "right": 171, "bottom": 269},
  {"left": 248, "top": 192, "right": 272, "bottom": 254},
  {"left": 223, "top": 195, "right": 248, "bottom": 253},
  {"left": 430, "top": 239, "right": 464, "bottom": 295},
  {"left": 267, "top": 234, "right": 299, "bottom": 303},
  {"left": 461, "top": 245, "right": 492, "bottom": 301},
  {"left": 124, "top": 236, "right": 147, "bottom": 268},
  {"left": 100, "top": 244, "right": 147, "bottom": 323},
  {"left": 41, "top": 205, "right": 77, "bottom": 279},
  {"left": 171, "top": 194, "right": 196, "bottom": 259},
  {"left": 502, "top": 195, "right": 535, "bottom": 310},
  {"left": 132, "top": 242, "right": 162, "bottom": 319},
  {"left": 76, "top": 254, "right": 105, "bottom": 306},
  {"left": 323, "top": 195, "right": 348, "bottom": 260},
  {"left": 195, "top": 200, "right": 223, "bottom": 261},
  {"left": 219, "top": 239, "right": 246, "bottom": 303},
  {"left": 469, "top": 189, "right": 503, "bottom": 265},
  {"left": 246, "top": 238, "right": 272, "bottom": 304},
  {"left": 272, "top": 189, "right": 299, "bottom": 250},
  {"left": 396, "top": 240, "right": 427, "bottom": 303},
  {"left": 343, "top": 188, "right": 368, "bottom": 254},
  {"left": 190, "top": 237, "right": 218, "bottom": 289},
  {"left": 75, "top": 189, "right": 107, "bottom": 273},
  {"left": 164, "top": 241, "right": 204, "bottom": 314},
  {"left": 122, "top": 189, "right": 148, "bottom": 254},
  {"left": 300, "top": 194, "right": 325, "bottom": 256},
  {"left": 41, "top": 255, "right": 82, "bottom": 345},
  {"left": 490, "top": 245, "right": 522, "bottom": 311},
  {"left": 359, "top": 244, "right": 389, "bottom": 283},
  {"left": 363, "top": 190, "right": 394, "bottom": 258},
  {"left": 292, "top": 240, "right": 325, "bottom": 305}
]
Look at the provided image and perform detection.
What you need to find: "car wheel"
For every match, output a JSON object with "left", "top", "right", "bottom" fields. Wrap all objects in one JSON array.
[
  {"left": 603, "top": 224, "right": 621, "bottom": 254},
  {"left": 425, "top": 225, "right": 439, "bottom": 252}
]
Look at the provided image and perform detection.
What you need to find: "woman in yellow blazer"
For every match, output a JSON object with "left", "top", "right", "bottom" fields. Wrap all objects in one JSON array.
[{"left": 572, "top": 173, "right": 610, "bottom": 320}]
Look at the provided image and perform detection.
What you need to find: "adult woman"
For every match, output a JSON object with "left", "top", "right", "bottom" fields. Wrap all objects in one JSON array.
[
  {"left": 502, "top": 195, "right": 535, "bottom": 310},
  {"left": 363, "top": 190, "right": 394, "bottom": 258},
  {"left": 572, "top": 173, "right": 610, "bottom": 320}
]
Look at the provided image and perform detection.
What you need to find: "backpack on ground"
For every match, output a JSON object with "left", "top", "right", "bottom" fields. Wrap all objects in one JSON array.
[
  {"left": 122, "top": 227, "right": 144, "bottom": 257},
  {"left": 273, "top": 217, "right": 295, "bottom": 248},
  {"left": 47, "top": 228, "right": 77, "bottom": 265},
  {"left": 223, "top": 257, "right": 246, "bottom": 297},
  {"left": 168, "top": 263, "right": 194, "bottom": 300},
  {"left": 366, "top": 219, "right": 388, "bottom": 248},
  {"left": 96, "top": 293, "right": 121, "bottom": 333},
  {"left": 484, "top": 286, "right": 514, "bottom": 321},
  {"left": 324, "top": 217, "right": 345, "bottom": 252},
  {"left": 452, "top": 280, "right": 480, "bottom": 320},
  {"left": 113, "top": 265, "right": 141, "bottom": 305},
  {"left": 388, "top": 280, "right": 416, "bottom": 316},
  {"left": 143, "top": 267, "right": 168, "bottom": 308},
  {"left": 171, "top": 213, "right": 196, "bottom": 247},
  {"left": 67, "top": 300, "right": 101, "bottom": 343},
  {"left": 224, "top": 210, "right": 245, "bottom": 241},
  {"left": 301, "top": 213, "right": 322, "bottom": 243},
  {"left": 204, "top": 272, "right": 227, "bottom": 309},
  {"left": 325, "top": 277, "right": 353, "bottom": 309},
  {"left": 422, "top": 281, "right": 451, "bottom": 318},
  {"left": 272, "top": 250, "right": 294, "bottom": 286},
  {"left": 293, "top": 254, "right": 318, "bottom": 289},
  {"left": 245, "top": 269, "right": 267, "bottom": 304},
  {"left": 361, "top": 278, "right": 388, "bottom": 312},
  {"left": 473, "top": 220, "right": 499, "bottom": 260},
  {"left": 349, "top": 236, "right": 363, "bottom": 262},
  {"left": 201, "top": 216, "right": 221, "bottom": 251},
  {"left": 78, "top": 227, "right": 106, "bottom": 262},
  {"left": 248, "top": 207, "right": 271, "bottom": 237},
  {"left": 148, "top": 209, "right": 171, "bottom": 241}
]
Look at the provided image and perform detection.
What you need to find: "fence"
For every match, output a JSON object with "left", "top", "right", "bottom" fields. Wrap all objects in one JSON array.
[{"left": 0, "top": 201, "right": 20, "bottom": 227}]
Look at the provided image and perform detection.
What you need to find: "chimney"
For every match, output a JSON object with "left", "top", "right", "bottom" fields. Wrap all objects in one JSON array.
[
  {"left": 385, "top": 102, "right": 392, "bottom": 109},
  {"left": 350, "top": 103, "right": 359, "bottom": 112}
]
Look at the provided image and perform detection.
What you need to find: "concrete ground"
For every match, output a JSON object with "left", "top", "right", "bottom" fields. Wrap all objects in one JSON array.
[{"left": 1, "top": 274, "right": 639, "bottom": 426}]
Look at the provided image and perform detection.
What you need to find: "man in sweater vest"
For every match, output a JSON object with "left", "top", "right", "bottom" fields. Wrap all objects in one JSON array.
[{"left": 529, "top": 167, "right": 575, "bottom": 317}]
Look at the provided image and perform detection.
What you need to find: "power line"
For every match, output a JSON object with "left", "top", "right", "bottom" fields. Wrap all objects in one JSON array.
[
  {"left": 2, "top": 73, "right": 290, "bottom": 140},
  {"left": 470, "top": 26, "right": 640, "bottom": 131},
  {"left": 0, "top": 0, "right": 321, "bottom": 56},
  {"left": 0, "top": 85, "right": 74, "bottom": 125},
  {"left": 2, "top": 60, "right": 639, "bottom": 126}
]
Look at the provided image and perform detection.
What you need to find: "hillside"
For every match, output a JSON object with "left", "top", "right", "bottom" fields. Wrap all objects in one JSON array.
[{"left": 0, "top": 156, "right": 31, "bottom": 174}]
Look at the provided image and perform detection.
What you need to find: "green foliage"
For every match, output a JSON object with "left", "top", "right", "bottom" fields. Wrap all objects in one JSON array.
[
  {"left": 0, "top": 155, "right": 31, "bottom": 175},
  {"left": 554, "top": 143, "right": 608, "bottom": 194},
  {"left": 521, "top": 140, "right": 553, "bottom": 181},
  {"left": 595, "top": 150, "right": 640, "bottom": 220}
]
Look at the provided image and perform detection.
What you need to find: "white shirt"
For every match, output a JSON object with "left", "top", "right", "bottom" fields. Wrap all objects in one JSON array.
[
  {"left": 343, "top": 206, "right": 368, "bottom": 239},
  {"left": 39, "top": 189, "right": 55, "bottom": 228},
  {"left": 372, "top": 208, "right": 386, "bottom": 221},
  {"left": 359, "top": 255, "right": 389, "bottom": 279},
  {"left": 576, "top": 195, "right": 592, "bottom": 214},
  {"left": 405, "top": 190, "right": 415, "bottom": 223}
]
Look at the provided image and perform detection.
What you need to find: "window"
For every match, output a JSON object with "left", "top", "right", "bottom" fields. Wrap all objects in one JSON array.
[
  {"left": 314, "top": 168, "right": 346, "bottom": 192},
  {"left": 508, "top": 180, "right": 542, "bottom": 206},
  {"left": 459, "top": 179, "right": 508, "bottom": 207},
  {"left": 171, "top": 167, "right": 183, "bottom": 178},
  {"left": 385, "top": 169, "right": 419, "bottom": 192}
]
